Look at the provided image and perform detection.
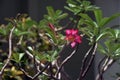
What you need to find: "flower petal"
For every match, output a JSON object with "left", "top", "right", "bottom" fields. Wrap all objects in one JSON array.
[
  {"left": 71, "top": 41, "right": 76, "bottom": 48},
  {"left": 75, "top": 36, "right": 82, "bottom": 43},
  {"left": 71, "top": 29, "right": 78, "bottom": 35},
  {"left": 65, "top": 29, "right": 71, "bottom": 35}
]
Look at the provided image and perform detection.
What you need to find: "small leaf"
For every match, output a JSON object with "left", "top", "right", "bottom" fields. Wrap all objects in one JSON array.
[
  {"left": 19, "top": 53, "right": 25, "bottom": 61},
  {"left": 12, "top": 53, "right": 24, "bottom": 63},
  {"left": 0, "top": 62, "right": 3, "bottom": 69},
  {"left": 98, "top": 44, "right": 107, "bottom": 55},
  {"left": 79, "top": 13, "right": 93, "bottom": 22},
  {"left": 51, "top": 50, "right": 58, "bottom": 61},
  {"left": 57, "top": 13, "right": 68, "bottom": 20},
  {"left": 47, "top": 6, "right": 55, "bottom": 17}
]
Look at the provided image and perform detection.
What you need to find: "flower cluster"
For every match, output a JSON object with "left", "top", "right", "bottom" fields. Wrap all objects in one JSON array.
[{"left": 65, "top": 29, "right": 82, "bottom": 47}]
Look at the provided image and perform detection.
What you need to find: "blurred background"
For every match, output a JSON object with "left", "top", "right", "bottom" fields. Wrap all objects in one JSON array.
[{"left": 0, "top": 0, "right": 119, "bottom": 80}]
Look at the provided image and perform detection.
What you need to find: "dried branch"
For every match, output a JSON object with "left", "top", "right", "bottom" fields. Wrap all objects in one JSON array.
[{"left": 0, "top": 26, "right": 15, "bottom": 76}]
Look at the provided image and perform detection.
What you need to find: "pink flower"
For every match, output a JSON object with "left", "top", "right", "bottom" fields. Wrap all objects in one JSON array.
[{"left": 65, "top": 29, "right": 82, "bottom": 48}]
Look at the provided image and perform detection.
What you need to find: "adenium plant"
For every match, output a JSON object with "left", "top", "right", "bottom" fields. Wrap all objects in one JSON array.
[{"left": 0, "top": 0, "right": 120, "bottom": 80}]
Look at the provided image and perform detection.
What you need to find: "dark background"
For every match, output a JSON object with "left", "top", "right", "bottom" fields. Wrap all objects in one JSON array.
[{"left": 0, "top": 0, "right": 119, "bottom": 80}]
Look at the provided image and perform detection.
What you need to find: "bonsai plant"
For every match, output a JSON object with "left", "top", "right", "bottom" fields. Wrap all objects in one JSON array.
[{"left": 0, "top": 0, "right": 120, "bottom": 80}]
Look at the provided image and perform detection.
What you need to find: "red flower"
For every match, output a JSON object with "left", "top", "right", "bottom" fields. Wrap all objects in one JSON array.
[{"left": 65, "top": 29, "right": 82, "bottom": 48}]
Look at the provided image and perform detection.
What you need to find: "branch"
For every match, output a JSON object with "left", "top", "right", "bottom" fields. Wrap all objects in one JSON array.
[
  {"left": 20, "top": 62, "right": 50, "bottom": 80},
  {"left": 96, "top": 58, "right": 115, "bottom": 80},
  {"left": 0, "top": 26, "right": 15, "bottom": 75},
  {"left": 78, "top": 43, "right": 97, "bottom": 80},
  {"left": 97, "top": 56, "right": 107, "bottom": 75},
  {"left": 21, "top": 50, "right": 59, "bottom": 80},
  {"left": 82, "top": 43, "right": 98, "bottom": 77},
  {"left": 55, "top": 47, "right": 77, "bottom": 78},
  {"left": 20, "top": 68, "right": 33, "bottom": 79},
  {"left": 25, "top": 50, "right": 45, "bottom": 67},
  {"left": 116, "top": 77, "right": 120, "bottom": 80},
  {"left": 79, "top": 44, "right": 94, "bottom": 78},
  {"left": 96, "top": 57, "right": 110, "bottom": 80}
]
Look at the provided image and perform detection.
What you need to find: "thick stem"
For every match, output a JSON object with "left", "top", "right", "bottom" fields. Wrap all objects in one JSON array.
[
  {"left": 79, "top": 45, "right": 94, "bottom": 80},
  {"left": 78, "top": 43, "right": 97, "bottom": 80},
  {"left": 96, "top": 57, "right": 110, "bottom": 80},
  {"left": 96, "top": 58, "right": 115, "bottom": 80},
  {"left": 97, "top": 56, "right": 107, "bottom": 76}
]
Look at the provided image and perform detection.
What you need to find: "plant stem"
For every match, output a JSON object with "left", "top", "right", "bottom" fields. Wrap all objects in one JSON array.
[
  {"left": 20, "top": 62, "right": 51, "bottom": 80},
  {"left": 0, "top": 26, "right": 15, "bottom": 78},
  {"left": 78, "top": 43, "right": 97, "bottom": 80},
  {"left": 96, "top": 58, "right": 115, "bottom": 80},
  {"left": 55, "top": 46, "right": 78, "bottom": 79},
  {"left": 97, "top": 56, "right": 107, "bottom": 76}
]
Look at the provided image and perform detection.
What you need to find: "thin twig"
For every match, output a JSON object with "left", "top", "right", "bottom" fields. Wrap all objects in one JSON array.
[
  {"left": 20, "top": 68, "right": 33, "bottom": 79},
  {"left": 25, "top": 50, "right": 45, "bottom": 67},
  {"left": 0, "top": 26, "right": 15, "bottom": 75},
  {"left": 49, "top": 62, "right": 54, "bottom": 78},
  {"left": 32, "top": 62, "right": 50, "bottom": 79},
  {"left": 20, "top": 62, "right": 50, "bottom": 80}
]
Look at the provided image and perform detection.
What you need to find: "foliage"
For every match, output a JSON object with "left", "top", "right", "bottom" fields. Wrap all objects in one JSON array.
[{"left": 0, "top": 0, "right": 120, "bottom": 80}]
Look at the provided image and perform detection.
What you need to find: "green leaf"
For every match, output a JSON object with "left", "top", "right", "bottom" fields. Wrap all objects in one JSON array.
[
  {"left": 47, "top": 6, "right": 55, "bottom": 17},
  {"left": 79, "top": 13, "right": 93, "bottom": 22},
  {"left": 0, "top": 62, "right": 3, "bottom": 69},
  {"left": 57, "top": 13, "right": 68, "bottom": 20},
  {"left": 56, "top": 10, "right": 62, "bottom": 15},
  {"left": 14, "top": 28, "right": 32, "bottom": 36},
  {"left": 98, "top": 44, "right": 107, "bottom": 55},
  {"left": 114, "top": 29, "right": 120, "bottom": 39},
  {"left": 51, "top": 50, "right": 58, "bottom": 61},
  {"left": 66, "top": 0, "right": 77, "bottom": 6},
  {"left": 99, "top": 13, "right": 120, "bottom": 27},
  {"left": 19, "top": 53, "right": 25, "bottom": 61},
  {"left": 12, "top": 53, "right": 25, "bottom": 63},
  {"left": 104, "top": 40, "right": 111, "bottom": 53},
  {"left": 0, "top": 28, "right": 7, "bottom": 35},
  {"left": 94, "top": 9, "right": 102, "bottom": 24},
  {"left": 108, "top": 29, "right": 120, "bottom": 39},
  {"left": 96, "top": 31, "right": 108, "bottom": 41}
]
